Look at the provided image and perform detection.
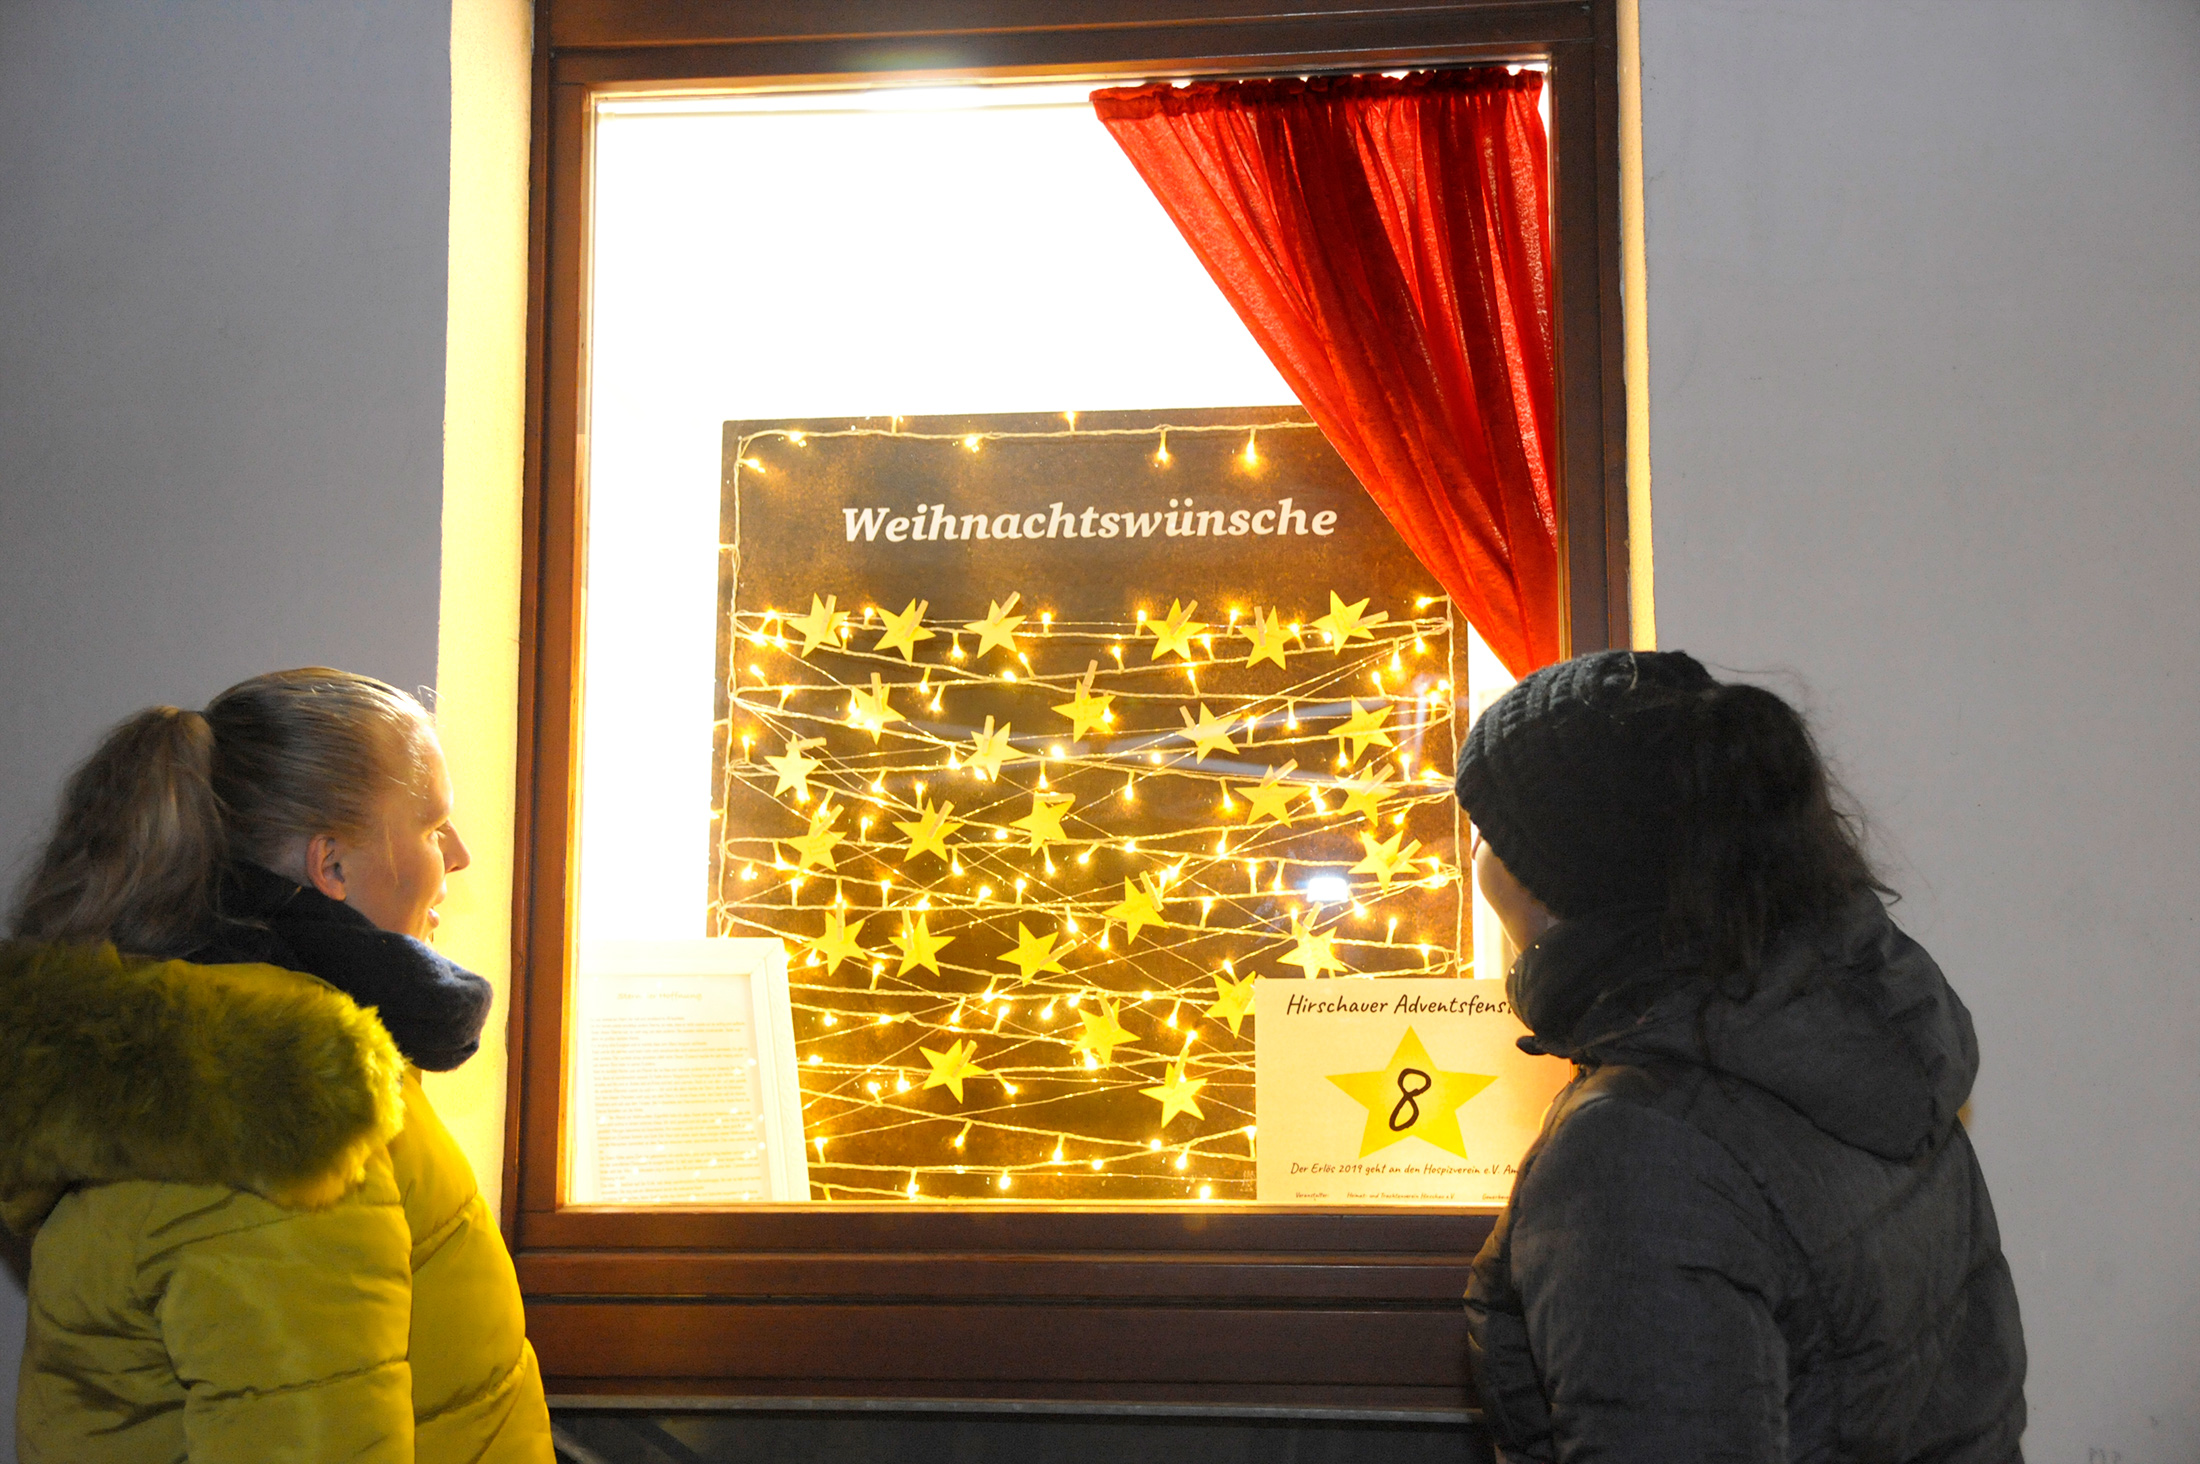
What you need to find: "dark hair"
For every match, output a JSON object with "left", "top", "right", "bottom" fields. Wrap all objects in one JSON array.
[
  {"left": 1658, "top": 680, "right": 1887, "bottom": 987},
  {"left": 11, "top": 669, "right": 429, "bottom": 957}
]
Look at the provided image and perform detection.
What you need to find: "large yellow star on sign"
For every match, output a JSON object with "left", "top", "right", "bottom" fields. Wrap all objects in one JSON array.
[
  {"left": 1146, "top": 598, "right": 1209, "bottom": 661},
  {"left": 1205, "top": 971, "right": 1256, "bottom": 1037},
  {"left": 1011, "top": 790, "right": 1075, "bottom": 851},
  {"left": 891, "top": 911, "right": 954, "bottom": 976},
  {"left": 787, "top": 593, "right": 850, "bottom": 657},
  {"left": 894, "top": 797, "right": 962, "bottom": 865},
  {"left": 1280, "top": 911, "right": 1348, "bottom": 978},
  {"left": 1072, "top": 999, "right": 1138, "bottom": 1068},
  {"left": 1326, "top": 1027, "right": 1496, "bottom": 1159},
  {"left": 964, "top": 716, "right": 1016, "bottom": 781},
  {"left": 963, "top": 593, "right": 1026, "bottom": 659},
  {"left": 1334, "top": 700, "right": 1395, "bottom": 765},
  {"left": 846, "top": 674, "right": 902, "bottom": 741},
  {"left": 1142, "top": 1056, "right": 1207, "bottom": 1128},
  {"left": 1177, "top": 704, "right": 1238, "bottom": 762},
  {"left": 782, "top": 801, "right": 848, "bottom": 872},
  {"left": 803, "top": 908, "right": 868, "bottom": 974},
  {"left": 920, "top": 1038, "right": 987, "bottom": 1103},
  {"left": 1105, "top": 876, "right": 1167, "bottom": 946},
  {"left": 873, "top": 599, "right": 936, "bottom": 662},
  {"left": 1312, "top": 591, "right": 1389, "bottom": 650},
  {"left": 1352, "top": 829, "right": 1425, "bottom": 892},
  {"left": 1242, "top": 607, "right": 1292, "bottom": 670},
  {"left": 765, "top": 735, "right": 825, "bottom": 801},
  {"left": 998, "top": 922, "right": 1068, "bottom": 984}
]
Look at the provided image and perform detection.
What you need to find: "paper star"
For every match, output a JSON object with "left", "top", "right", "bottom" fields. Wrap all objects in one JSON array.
[
  {"left": 891, "top": 911, "right": 954, "bottom": 976},
  {"left": 1052, "top": 661, "right": 1114, "bottom": 742},
  {"left": 1105, "top": 876, "right": 1166, "bottom": 947},
  {"left": 1011, "top": 790, "right": 1075, "bottom": 851},
  {"left": 894, "top": 797, "right": 962, "bottom": 865},
  {"left": 1205, "top": 971, "right": 1256, "bottom": 1037},
  {"left": 873, "top": 599, "right": 936, "bottom": 662},
  {"left": 963, "top": 593, "right": 1026, "bottom": 659},
  {"left": 1312, "top": 591, "right": 1389, "bottom": 650},
  {"left": 1333, "top": 699, "right": 1396, "bottom": 765},
  {"left": 1241, "top": 761, "right": 1301, "bottom": 825},
  {"left": 1326, "top": 1027, "right": 1496, "bottom": 1159},
  {"left": 1280, "top": 911, "right": 1348, "bottom": 978},
  {"left": 1141, "top": 1057, "right": 1207, "bottom": 1128},
  {"left": 1177, "top": 704, "right": 1238, "bottom": 762},
  {"left": 782, "top": 801, "right": 847, "bottom": 872},
  {"left": 1335, "top": 765, "right": 1396, "bottom": 824},
  {"left": 846, "top": 673, "right": 902, "bottom": 741},
  {"left": 765, "top": 735, "right": 825, "bottom": 801},
  {"left": 1352, "top": 828, "right": 1425, "bottom": 891},
  {"left": 1146, "top": 598, "right": 1209, "bottom": 661},
  {"left": 1072, "top": 999, "right": 1139, "bottom": 1068},
  {"left": 920, "top": 1038, "right": 986, "bottom": 1103},
  {"left": 803, "top": 908, "right": 868, "bottom": 975},
  {"left": 787, "top": 594, "right": 850, "bottom": 657},
  {"left": 963, "top": 716, "right": 1016, "bottom": 781},
  {"left": 1242, "top": 607, "right": 1292, "bottom": 670},
  {"left": 998, "top": 922, "right": 1068, "bottom": 984}
]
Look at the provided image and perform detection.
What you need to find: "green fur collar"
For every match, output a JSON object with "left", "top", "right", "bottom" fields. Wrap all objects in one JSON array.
[{"left": 0, "top": 941, "right": 406, "bottom": 1232}]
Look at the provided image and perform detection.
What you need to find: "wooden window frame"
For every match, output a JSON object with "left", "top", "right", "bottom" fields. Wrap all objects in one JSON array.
[{"left": 509, "top": 0, "right": 1629, "bottom": 1415}]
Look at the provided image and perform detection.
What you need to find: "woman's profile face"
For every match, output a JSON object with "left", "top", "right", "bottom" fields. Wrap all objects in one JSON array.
[
  {"left": 1473, "top": 828, "right": 1553, "bottom": 950},
  {"left": 309, "top": 729, "right": 471, "bottom": 939}
]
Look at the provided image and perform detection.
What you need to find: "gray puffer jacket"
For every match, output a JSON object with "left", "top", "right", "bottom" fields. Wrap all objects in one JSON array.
[{"left": 1466, "top": 893, "right": 2026, "bottom": 1462}]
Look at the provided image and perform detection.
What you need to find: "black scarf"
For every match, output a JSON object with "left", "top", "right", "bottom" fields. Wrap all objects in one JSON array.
[
  {"left": 1506, "top": 903, "right": 1687, "bottom": 1059},
  {"left": 190, "top": 862, "right": 494, "bottom": 1072}
]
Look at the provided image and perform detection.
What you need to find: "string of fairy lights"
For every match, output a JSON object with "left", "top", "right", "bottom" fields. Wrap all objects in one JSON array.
[{"left": 711, "top": 419, "right": 1470, "bottom": 1201}]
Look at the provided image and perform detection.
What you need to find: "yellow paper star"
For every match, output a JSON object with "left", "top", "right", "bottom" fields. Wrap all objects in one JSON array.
[
  {"left": 964, "top": 716, "right": 1016, "bottom": 781},
  {"left": 1052, "top": 662, "right": 1114, "bottom": 742},
  {"left": 1010, "top": 790, "right": 1075, "bottom": 851},
  {"left": 1280, "top": 911, "right": 1347, "bottom": 978},
  {"left": 963, "top": 593, "right": 1026, "bottom": 659},
  {"left": 1145, "top": 598, "right": 1209, "bottom": 661},
  {"left": 1141, "top": 1057, "right": 1207, "bottom": 1128},
  {"left": 787, "top": 593, "right": 849, "bottom": 657},
  {"left": 1072, "top": 999, "right": 1139, "bottom": 1068},
  {"left": 1352, "top": 828, "right": 1425, "bottom": 891},
  {"left": 920, "top": 1038, "right": 987, "bottom": 1103},
  {"left": 1336, "top": 765, "right": 1396, "bottom": 824},
  {"left": 1205, "top": 971, "right": 1256, "bottom": 1037},
  {"left": 998, "top": 921, "right": 1068, "bottom": 984},
  {"left": 873, "top": 598, "right": 936, "bottom": 662},
  {"left": 846, "top": 673, "right": 903, "bottom": 741},
  {"left": 1334, "top": 699, "right": 1396, "bottom": 765},
  {"left": 782, "top": 800, "right": 847, "bottom": 872},
  {"left": 891, "top": 911, "right": 954, "bottom": 976},
  {"left": 1177, "top": 704, "right": 1238, "bottom": 762},
  {"left": 1242, "top": 607, "right": 1292, "bottom": 670},
  {"left": 803, "top": 907, "right": 868, "bottom": 974},
  {"left": 1326, "top": 1027, "right": 1496, "bottom": 1159},
  {"left": 764, "top": 735, "right": 825, "bottom": 801},
  {"left": 894, "top": 797, "right": 962, "bottom": 865},
  {"left": 1311, "top": 591, "right": 1389, "bottom": 650},
  {"left": 1241, "top": 761, "right": 1300, "bottom": 825},
  {"left": 1105, "top": 876, "right": 1167, "bottom": 946}
]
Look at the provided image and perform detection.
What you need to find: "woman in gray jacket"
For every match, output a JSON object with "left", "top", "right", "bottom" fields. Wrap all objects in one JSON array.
[{"left": 1456, "top": 650, "right": 2025, "bottom": 1463}]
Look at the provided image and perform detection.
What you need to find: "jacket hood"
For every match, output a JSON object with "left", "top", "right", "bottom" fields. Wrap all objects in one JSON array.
[
  {"left": 1511, "top": 892, "right": 1978, "bottom": 1160},
  {"left": 0, "top": 940, "right": 406, "bottom": 1232}
]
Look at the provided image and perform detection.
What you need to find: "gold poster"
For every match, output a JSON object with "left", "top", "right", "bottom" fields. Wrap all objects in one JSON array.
[{"left": 1254, "top": 977, "right": 1569, "bottom": 1205}]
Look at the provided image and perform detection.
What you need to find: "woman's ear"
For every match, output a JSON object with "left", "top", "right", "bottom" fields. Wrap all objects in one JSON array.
[{"left": 301, "top": 832, "right": 349, "bottom": 903}]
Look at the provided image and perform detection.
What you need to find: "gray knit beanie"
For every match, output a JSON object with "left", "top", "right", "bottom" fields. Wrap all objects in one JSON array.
[{"left": 1453, "top": 649, "right": 1716, "bottom": 919}]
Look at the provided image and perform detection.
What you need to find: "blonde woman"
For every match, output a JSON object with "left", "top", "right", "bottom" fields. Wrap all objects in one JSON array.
[{"left": 0, "top": 668, "right": 551, "bottom": 1463}]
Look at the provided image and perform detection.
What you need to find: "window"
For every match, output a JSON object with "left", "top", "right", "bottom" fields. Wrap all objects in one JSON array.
[{"left": 515, "top": 0, "right": 1628, "bottom": 1413}]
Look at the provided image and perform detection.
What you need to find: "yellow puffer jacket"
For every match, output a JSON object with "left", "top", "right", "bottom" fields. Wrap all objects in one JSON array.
[{"left": 0, "top": 941, "right": 553, "bottom": 1463}]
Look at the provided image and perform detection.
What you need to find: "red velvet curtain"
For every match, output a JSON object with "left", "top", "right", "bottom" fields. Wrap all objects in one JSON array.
[{"left": 1093, "top": 70, "right": 1563, "bottom": 676}]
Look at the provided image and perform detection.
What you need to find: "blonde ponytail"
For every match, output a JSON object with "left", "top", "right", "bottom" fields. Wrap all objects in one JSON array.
[{"left": 11, "top": 707, "right": 227, "bottom": 955}]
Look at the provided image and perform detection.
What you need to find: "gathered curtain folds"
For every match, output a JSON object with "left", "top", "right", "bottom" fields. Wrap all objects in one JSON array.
[{"left": 1092, "top": 69, "right": 1563, "bottom": 676}]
